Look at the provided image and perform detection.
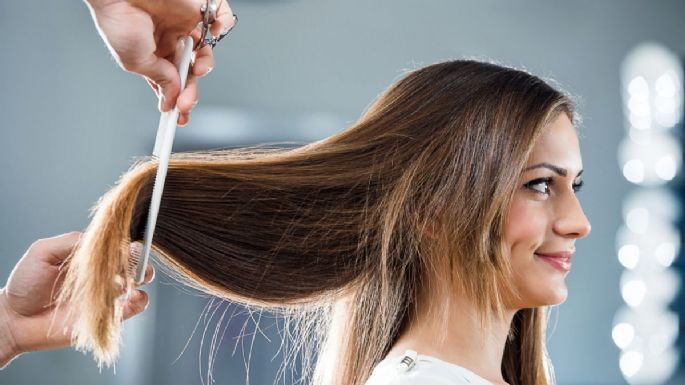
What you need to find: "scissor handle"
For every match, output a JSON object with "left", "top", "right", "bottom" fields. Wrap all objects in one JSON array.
[{"left": 196, "top": 0, "right": 219, "bottom": 50}]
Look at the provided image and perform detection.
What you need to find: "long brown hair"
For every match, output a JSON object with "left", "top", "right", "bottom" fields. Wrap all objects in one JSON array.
[{"left": 54, "top": 58, "right": 578, "bottom": 385}]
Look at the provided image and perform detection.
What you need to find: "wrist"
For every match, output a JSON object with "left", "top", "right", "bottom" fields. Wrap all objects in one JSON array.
[{"left": 0, "top": 289, "right": 22, "bottom": 370}]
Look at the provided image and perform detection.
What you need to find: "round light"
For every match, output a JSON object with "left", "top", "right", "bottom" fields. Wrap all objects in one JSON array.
[
  {"left": 655, "top": 72, "right": 677, "bottom": 98},
  {"left": 654, "top": 155, "right": 676, "bottom": 180},
  {"left": 655, "top": 242, "right": 677, "bottom": 267},
  {"left": 628, "top": 76, "right": 649, "bottom": 96},
  {"left": 626, "top": 208, "right": 649, "bottom": 234},
  {"left": 622, "top": 280, "right": 647, "bottom": 307},
  {"left": 654, "top": 71, "right": 682, "bottom": 128},
  {"left": 618, "top": 244, "right": 640, "bottom": 270},
  {"left": 620, "top": 350, "right": 644, "bottom": 378},
  {"left": 623, "top": 159, "right": 645, "bottom": 184},
  {"left": 628, "top": 94, "right": 651, "bottom": 118},
  {"left": 613, "top": 323, "right": 636, "bottom": 349}
]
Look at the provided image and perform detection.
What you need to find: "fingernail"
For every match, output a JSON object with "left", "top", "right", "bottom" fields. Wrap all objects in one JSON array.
[
  {"left": 192, "top": 100, "right": 199, "bottom": 107},
  {"left": 205, "top": 66, "right": 213, "bottom": 75}
]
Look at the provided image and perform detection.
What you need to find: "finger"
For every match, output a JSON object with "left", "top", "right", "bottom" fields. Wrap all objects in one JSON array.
[
  {"left": 177, "top": 112, "right": 190, "bottom": 127},
  {"left": 192, "top": 45, "right": 214, "bottom": 77},
  {"left": 190, "top": 24, "right": 203, "bottom": 49},
  {"left": 138, "top": 264, "right": 155, "bottom": 286},
  {"left": 177, "top": 73, "right": 199, "bottom": 115},
  {"left": 30, "top": 231, "right": 83, "bottom": 266},
  {"left": 128, "top": 54, "right": 180, "bottom": 113},
  {"left": 211, "top": 0, "right": 237, "bottom": 38},
  {"left": 121, "top": 290, "right": 149, "bottom": 320}
]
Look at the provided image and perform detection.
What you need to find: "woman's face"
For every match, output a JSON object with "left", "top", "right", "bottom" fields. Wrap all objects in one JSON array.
[{"left": 503, "top": 112, "right": 591, "bottom": 308}]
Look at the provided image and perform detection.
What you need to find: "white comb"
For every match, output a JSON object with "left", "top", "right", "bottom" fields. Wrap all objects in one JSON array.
[{"left": 135, "top": 36, "right": 195, "bottom": 284}]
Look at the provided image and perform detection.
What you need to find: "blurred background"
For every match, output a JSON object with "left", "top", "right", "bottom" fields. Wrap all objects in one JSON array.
[{"left": 1, "top": 1, "right": 685, "bottom": 384}]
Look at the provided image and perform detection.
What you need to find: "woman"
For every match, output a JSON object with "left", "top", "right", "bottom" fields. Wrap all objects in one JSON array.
[{"left": 9, "top": 59, "right": 591, "bottom": 385}]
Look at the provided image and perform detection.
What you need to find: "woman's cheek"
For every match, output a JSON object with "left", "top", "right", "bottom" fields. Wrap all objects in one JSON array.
[{"left": 503, "top": 195, "right": 547, "bottom": 256}]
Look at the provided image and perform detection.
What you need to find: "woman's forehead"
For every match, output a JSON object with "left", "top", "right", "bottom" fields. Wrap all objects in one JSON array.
[{"left": 526, "top": 114, "right": 583, "bottom": 174}]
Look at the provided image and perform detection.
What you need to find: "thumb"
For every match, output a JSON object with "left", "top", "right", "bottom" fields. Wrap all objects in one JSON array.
[{"left": 134, "top": 54, "right": 181, "bottom": 113}]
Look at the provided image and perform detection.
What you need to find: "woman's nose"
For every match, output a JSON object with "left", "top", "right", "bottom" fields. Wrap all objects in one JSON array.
[{"left": 554, "top": 195, "right": 592, "bottom": 239}]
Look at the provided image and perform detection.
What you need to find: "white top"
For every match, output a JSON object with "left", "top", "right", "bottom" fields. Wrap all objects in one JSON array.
[{"left": 363, "top": 349, "right": 497, "bottom": 385}]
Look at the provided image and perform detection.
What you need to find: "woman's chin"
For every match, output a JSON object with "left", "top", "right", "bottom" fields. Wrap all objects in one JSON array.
[
  {"left": 541, "top": 282, "right": 569, "bottom": 306},
  {"left": 523, "top": 280, "right": 569, "bottom": 307}
]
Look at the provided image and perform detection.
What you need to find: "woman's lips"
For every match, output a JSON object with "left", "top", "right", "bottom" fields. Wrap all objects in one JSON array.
[{"left": 535, "top": 253, "right": 572, "bottom": 272}]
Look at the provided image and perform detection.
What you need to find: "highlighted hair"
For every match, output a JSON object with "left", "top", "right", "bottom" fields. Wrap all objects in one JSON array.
[{"left": 54, "top": 58, "right": 578, "bottom": 385}]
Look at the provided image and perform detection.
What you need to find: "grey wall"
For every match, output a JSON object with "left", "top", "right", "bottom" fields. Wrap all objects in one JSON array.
[{"left": 1, "top": 1, "right": 684, "bottom": 384}]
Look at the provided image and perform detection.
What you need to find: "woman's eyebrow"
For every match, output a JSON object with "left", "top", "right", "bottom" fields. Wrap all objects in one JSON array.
[{"left": 524, "top": 162, "right": 584, "bottom": 177}]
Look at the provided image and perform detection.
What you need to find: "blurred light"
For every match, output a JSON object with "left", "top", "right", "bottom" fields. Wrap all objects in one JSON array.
[
  {"left": 620, "top": 350, "right": 643, "bottom": 378},
  {"left": 623, "top": 159, "right": 645, "bottom": 183},
  {"left": 622, "top": 279, "right": 647, "bottom": 307},
  {"left": 622, "top": 187, "right": 681, "bottom": 224},
  {"left": 624, "top": 347, "right": 680, "bottom": 384},
  {"left": 618, "top": 244, "right": 640, "bottom": 269},
  {"left": 616, "top": 223, "right": 681, "bottom": 273},
  {"left": 620, "top": 269, "right": 681, "bottom": 307},
  {"left": 654, "top": 71, "right": 681, "bottom": 128},
  {"left": 628, "top": 94, "right": 651, "bottom": 118},
  {"left": 615, "top": 40, "right": 682, "bottom": 385},
  {"left": 626, "top": 208, "right": 649, "bottom": 234},
  {"left": 628, "top": 76, "right": 650, "bottom": 97},
  {"left": 621, "top": 42, "right": 684, "bottom": 132},
  {"left": 655, "top": 72, "right": 677, "bottom": 98},
  {"left": 627, "top": 76, "right": 651, "bottom": 131},
  {"left": 628, "top": 128, "right": 652, "bottom": 145},
  {"left": 613, "top": 322, "right": 636, "bottom": 349},
  {"left": 655, "top": 242, "right": 677, "bottom": 267},
  {"left": 618, "top": 135, "right": 682, "bottom": 186},
  {"left": 629, "top": 115, "right": 652, "bottom": 131},
  {"left": 644, "top": 270, "right": 681, "bottom": 305},
  {"left": 654, "top": 155, "right": 676, "bottom": 180},
  {"left": 650, "top": 331, "right": 670, "bottom": 355}
]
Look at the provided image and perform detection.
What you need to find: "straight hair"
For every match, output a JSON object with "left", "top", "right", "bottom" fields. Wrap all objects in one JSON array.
[{"left": 54, "top": 58, "right": 579, "bottom": 385}]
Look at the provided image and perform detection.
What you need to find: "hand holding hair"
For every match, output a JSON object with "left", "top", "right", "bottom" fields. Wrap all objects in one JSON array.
[
  {"left": 0, "top": 231, "right": 154, "bottom": 370},
  {"left": 84, "top": 0, "right": 237, "bottom": 124}
]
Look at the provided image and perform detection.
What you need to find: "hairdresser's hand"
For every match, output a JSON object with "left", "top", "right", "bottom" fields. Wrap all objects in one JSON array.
[
  {"left": 0, "top": 231, "right": 154, "bottom": 369},
  {"left": 85, "top": 0, "right": 237, "bottom": 125}
]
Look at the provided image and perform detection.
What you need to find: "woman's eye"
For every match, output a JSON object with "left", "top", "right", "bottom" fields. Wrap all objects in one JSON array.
[
  {"left": 525, "top": 178, "right": 551, "bottom": 195},
  {"left": 573, "top": 180, "right": 584, "bottom": 193},
  {"left": 525, "top": 178, "right": 584, "bottom": 196}
]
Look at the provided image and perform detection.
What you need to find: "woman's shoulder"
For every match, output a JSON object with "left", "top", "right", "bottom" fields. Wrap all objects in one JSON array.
[{"left": 362, "top": 350, "right": 494, "bottom": 385}]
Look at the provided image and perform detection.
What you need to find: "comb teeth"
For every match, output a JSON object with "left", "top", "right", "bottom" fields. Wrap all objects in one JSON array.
[{"left": 127, "top": 242, "right": 142, "bottom": 281}]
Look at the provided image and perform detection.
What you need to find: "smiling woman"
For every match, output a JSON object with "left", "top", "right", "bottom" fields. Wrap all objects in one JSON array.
[
  {"left": 53, "top": 59, "right": 590, "bottom": 385},
  {"left": 504, "top": 113, "right": 591, "bottom": 308}
]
